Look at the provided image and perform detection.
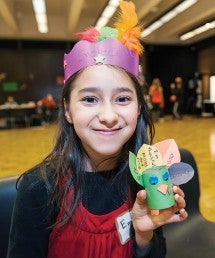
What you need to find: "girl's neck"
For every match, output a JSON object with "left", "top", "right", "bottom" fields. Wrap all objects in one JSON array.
[{"left": 85, "top": 155, "right": 119, "bottom": 172}]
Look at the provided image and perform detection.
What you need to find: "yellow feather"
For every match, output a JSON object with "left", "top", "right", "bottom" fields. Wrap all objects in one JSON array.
[{"left": 114, "top": 0, "right": 143, "bottom": 55}]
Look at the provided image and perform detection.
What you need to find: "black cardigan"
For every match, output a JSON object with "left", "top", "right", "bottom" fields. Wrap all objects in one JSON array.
[{"left": 7, "top": 167, "right": 166, "bottom": 258}]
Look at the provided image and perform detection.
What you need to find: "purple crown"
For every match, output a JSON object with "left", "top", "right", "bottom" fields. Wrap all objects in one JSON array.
[{"left": 63, "top": 38, "right": 139, "bottom": 82}]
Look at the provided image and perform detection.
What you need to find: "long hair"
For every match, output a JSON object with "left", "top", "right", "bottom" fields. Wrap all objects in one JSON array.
[{"left": 42, "top": 66, "right": 155, "bottom": 227}]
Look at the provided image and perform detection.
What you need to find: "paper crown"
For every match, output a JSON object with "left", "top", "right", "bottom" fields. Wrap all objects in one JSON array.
[{"left": 64, "top": 0, "right": 143, "bottom": 82}]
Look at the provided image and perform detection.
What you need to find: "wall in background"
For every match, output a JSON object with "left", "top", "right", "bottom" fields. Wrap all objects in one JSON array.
[
  {"left": 0, "top": 40, "right": 74, "bottom": 105},
  {"left": 198, "top": 45, "right": 215, "bottom": 100},
  {"left": 144, "top": 44, "right": 198, "bottom": 114},
  {"left": 0, "top": 38, "right": 214, "bottom": 111}
]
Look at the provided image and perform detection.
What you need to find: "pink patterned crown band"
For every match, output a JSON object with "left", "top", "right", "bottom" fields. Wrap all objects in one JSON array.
[{"left": 64, "top": 38, "right": 139, "bottom": 82}]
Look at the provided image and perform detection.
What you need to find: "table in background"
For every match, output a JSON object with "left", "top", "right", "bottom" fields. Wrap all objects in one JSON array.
[{"left": 0, "top": 105, "right": 39, "bottom": 128}]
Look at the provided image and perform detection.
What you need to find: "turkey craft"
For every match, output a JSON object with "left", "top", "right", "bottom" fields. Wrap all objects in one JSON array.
[{"left": 129, "top": 139, "right": 194, "bottom": 215}]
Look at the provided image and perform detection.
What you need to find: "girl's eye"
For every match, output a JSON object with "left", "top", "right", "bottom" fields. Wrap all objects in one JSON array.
[
  {"left": 82, "top": 96, "right": 98, "bottom": 103},
  {"left": 163, "top": 172, "right": 169, "bottom": 181},
  {"left": 149, "top": 176, "right": 158, "bottom": 185},
  {"left": 116, "top": 96, "right": 131, "bottom": 103}
]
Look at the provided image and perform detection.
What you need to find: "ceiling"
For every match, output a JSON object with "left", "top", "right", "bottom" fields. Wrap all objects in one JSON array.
[{"left": 0, "top": 0, "right": 215, "bottom": 46}]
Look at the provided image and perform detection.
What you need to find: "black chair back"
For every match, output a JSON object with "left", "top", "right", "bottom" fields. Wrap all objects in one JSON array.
[
  {"left": 0, "top": 176, "right": 18, "bottom": 258},
  {"left": 164, "top": 148, "right": 215, "bottom": 258}
]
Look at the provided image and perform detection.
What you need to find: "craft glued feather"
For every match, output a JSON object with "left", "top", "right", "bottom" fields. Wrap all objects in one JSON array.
[
  {"left": 129, "top": 139, "right": 194, "bottom": 215},
  {"left": 74, "top": 1, "right": 143, "bottom": 54}
]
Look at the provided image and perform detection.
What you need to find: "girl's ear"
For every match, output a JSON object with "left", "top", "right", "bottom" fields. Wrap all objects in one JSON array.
[{"left": 64, "top": 99, "right": 73, "bottom": 124}]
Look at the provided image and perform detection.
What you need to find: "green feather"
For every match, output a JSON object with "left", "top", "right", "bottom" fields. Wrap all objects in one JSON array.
[{"left": 97, "top": 27, "right": 118, "bottom": 41}]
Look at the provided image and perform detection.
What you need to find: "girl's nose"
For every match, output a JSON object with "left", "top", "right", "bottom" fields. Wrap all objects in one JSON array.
[{"left": 98, "top": 102, "right": 119, "bottom": 126}]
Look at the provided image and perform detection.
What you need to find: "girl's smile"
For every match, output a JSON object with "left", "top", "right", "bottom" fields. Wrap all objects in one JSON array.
[
  {"left": 93, "top": 127, "right": 121, "bottom": 134},
  {"left": 64, "top": 65, "right": 139, "bottom": 168}
]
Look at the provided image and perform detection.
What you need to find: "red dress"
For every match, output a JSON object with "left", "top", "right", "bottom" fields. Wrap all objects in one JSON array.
[{"left": 47, "top": 201, "right": 132, "bottom": 258}]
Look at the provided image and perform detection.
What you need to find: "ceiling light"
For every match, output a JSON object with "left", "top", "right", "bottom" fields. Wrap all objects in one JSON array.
[
  {"left": 160, "top": 10, "right": 177, "bottom": 23},
  {"left": 96, "top": 17, "right": 109, "bottom": 30},
  {"left": 180, "top": 20, "right": 215, "bottom": 40},
  {"left": 32, "top": 0, "right": 46, "bottom": 13},
  {"left": 150, "top": 20, "right": 163, "bottom": 30},
  {"left": 180, "top": 31, "right": 194, "bottom": 40},
  {"left": 109, "top": 0, "right": 119, "bottom": 7},
  {"left": 35, "top": 13, "right": 47, "bottom": 24},
  {"left": 95, "top": 0, "right": 119, "bottom": 30},
  {"left": 32, "top": 0, "right": 48, "bottom": 33},
  {"left": 102, "top": 5, "right": 117, "bottom": 19},
  {"left": 38, "top": 23, "right": 48, "bottom": 33},
  {"left": 141, "top": 0, "right": 198, "bottom": 37},
  {"left": 175, "top": 0, "right": 197, "bottom": 13}
]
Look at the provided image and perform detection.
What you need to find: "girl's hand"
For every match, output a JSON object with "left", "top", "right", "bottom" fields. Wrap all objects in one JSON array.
[{"left": 131, "top": 186, "right": 188, "bottom": 248}]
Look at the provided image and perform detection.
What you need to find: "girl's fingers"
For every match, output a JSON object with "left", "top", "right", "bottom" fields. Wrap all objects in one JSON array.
[
  {"left": 171, "top": 208, "right": 188, "bottom": 223},
  {"left": 175, "top": 193, "right": 186, "bottom": 207},
  {"left": 173, "top": 185, "right": 185, "bottom": 198},
  {"left": 132, "top": 190, "right": 149, "bottom": 218},
  {"left": 136, "top": 190, "right": 147, "bottom": 205}
]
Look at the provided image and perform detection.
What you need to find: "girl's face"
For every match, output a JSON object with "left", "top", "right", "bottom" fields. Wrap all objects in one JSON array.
[{"left": 65, "top": 65, "right": 139, "bottom": 169}]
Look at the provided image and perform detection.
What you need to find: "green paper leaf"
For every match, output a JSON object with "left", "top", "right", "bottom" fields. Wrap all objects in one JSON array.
[{"left": 129, "top": 151, "right": 143, "bottom": 186}]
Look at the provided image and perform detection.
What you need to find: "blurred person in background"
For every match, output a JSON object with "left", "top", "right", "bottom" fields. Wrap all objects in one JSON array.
[
  {"left": 4, "top": 96, "right": 18, "bottom": 108},
  {"left": 169, "top": 77, "right": 184, "bottom": 119},
  {"left": 149, "top": 78, "right": 165, "bottom": 122},
  {"left": 37, "top": 93, "right": 57, "bottom": 123}
]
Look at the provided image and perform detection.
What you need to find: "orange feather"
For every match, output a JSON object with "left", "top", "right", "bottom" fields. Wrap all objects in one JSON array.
[{"left": 114, "top": 0, "right": 143, "bottom": 55}]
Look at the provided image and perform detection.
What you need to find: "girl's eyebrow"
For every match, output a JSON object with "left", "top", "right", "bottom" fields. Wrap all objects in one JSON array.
[
  {"left": 78, "top": 87, "right": 134, "bottom": 94},
  {"left": 117, "top": 87, "right": 134, "bottom": 93},
  {"left": 78, "top": 87, "right": 99, "bottom": 94}
]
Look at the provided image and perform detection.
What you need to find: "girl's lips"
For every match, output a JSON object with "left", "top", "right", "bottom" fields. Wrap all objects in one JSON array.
[
  {"left": 94, "top": 128, "right": 121, "bottom": 135},
  {"left": 96, "top": 128, "right": 120, "bottom": 131}
]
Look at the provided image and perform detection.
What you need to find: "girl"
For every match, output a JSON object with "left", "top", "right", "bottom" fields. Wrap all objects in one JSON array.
[{"left": 7, "top": 1, "right": 187, "bottom": 257}]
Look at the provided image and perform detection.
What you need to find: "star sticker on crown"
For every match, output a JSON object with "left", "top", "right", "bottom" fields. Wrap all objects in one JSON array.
[{"left": 94, "top": 54, "right": 105, "bottom": 64}]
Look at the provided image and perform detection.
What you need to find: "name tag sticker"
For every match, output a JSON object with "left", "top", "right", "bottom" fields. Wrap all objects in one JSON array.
[{"left": 115, "top": 210, "right": 132, "bottom": 245}]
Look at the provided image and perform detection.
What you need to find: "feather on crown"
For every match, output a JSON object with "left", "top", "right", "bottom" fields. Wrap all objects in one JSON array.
[{"left": 74, "top": 0, "right": 143, "bottom": 55}]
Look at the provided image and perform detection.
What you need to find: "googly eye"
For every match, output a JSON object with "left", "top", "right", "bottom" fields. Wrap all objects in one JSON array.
[
  {"left": 163, "top": 171, "right": 169, "bottom": 181},
  {"left": 149, "top": 176, "right": 158, "bottom": 185}
]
